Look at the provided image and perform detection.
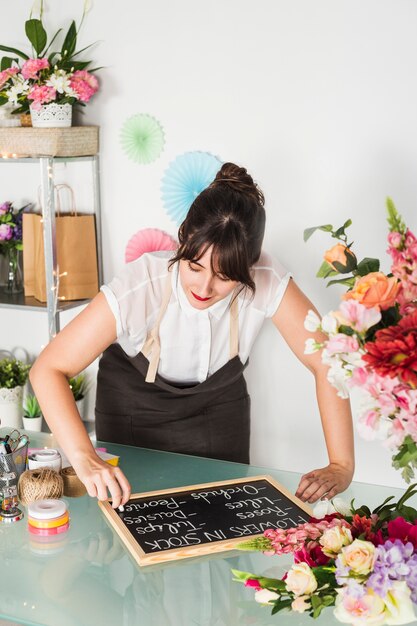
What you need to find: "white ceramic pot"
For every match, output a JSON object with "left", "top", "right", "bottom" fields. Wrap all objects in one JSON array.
[
  {"left": 22, "top": 415, "right": 43, "bottom": 432},
  {"left": 30, "top": 102, "right": 72, "bottom": 128},
  {"left": 76, "top": 397, "right": 85, "bottom": 421},
  {"left": 0, "top": 386, "right": 23, "bottom": 429}
]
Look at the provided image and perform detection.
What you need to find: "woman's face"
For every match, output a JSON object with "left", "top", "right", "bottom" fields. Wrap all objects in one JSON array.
[{"left": 179, "top": 246, "right": 239, "bottom": 310}]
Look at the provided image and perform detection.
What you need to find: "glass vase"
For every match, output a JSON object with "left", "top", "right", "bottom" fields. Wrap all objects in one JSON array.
[{"left": 3, "top": 248, "right": 23, "bottom": 295}]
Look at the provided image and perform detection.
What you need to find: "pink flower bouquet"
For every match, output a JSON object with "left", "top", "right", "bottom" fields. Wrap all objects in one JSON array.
[
  {"left": 303, "top": 200, "right": 417, "bottom": 482},
  {"left": 233, "top": 485, "right": 417, "bottom": 624},
  {"left": 0, "top": 5, "right": 99, "bottom": 115}
]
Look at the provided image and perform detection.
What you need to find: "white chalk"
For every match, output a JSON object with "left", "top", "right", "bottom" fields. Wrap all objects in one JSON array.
[{"left": 118, "top": 505, "right": 125, "bottom": 512}]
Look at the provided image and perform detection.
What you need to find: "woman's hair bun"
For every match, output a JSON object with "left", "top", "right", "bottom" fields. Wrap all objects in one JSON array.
[{"left": 211, "top": 162, "right": 265, "bottom": 206}]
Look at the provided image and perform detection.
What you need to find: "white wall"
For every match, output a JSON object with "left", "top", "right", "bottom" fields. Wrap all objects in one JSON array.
[{"left": 1, "top": 0, "right": 417, "bottom": 488}]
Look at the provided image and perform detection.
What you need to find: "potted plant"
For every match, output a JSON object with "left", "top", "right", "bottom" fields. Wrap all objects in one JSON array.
[
  {"left": 0, "top": 2, "right": 99, "bottom": 127},
  {"left": 22, "top": 393, "right": 42, "bottom": 432},
  {"left": 69, "top": 373, "right": 89, "bottom": 421},
  {"left": 0, "top": 357, "right": 31, "bottom": 428}
]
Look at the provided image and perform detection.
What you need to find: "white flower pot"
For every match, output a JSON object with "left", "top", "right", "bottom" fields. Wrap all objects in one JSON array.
[
  {"left": 30, "top": 103, "right": 72, "bottom": 128},
  {"left": 22, "top": 415, "right": 43, "bottom": 432},
  {"left": 0, "top": 386, "right": 23, "bottom": 429},
  {"left": 76, "top": 397, "right": 86, "bottom": 421}
]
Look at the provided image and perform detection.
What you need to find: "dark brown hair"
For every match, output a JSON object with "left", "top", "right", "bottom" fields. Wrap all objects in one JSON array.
[{"left": 169, "top": 162, "right": 266, "bottom": 294}]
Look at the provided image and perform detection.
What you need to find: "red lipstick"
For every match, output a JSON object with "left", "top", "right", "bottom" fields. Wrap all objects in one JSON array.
[{"left": 191, "top": 291, "right": 211, "bottom": 302}]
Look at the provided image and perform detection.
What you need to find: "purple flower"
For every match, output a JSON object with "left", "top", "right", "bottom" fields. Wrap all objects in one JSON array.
[
  {"left": 335, "top": 555, "right": 351, "bottom": 585},
  {"left": 367, "top": 539, "right": 417, "bottom": 601},
  {"left": 0, "top": 201, "right": 11, "bottom": 215},
  {"left": 0, "top": 224, "right": 13, "bottom": 241},
  {"left": 13, "top": 212, "right": 22, "bottom": 241}
]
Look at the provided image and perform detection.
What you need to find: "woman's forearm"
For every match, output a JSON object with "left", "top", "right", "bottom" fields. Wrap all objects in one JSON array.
[
  {"left": 314, "top": 368, "right": 355, "bottom": 472},
  {"left": 30, "top": 363, "right": 97, "bottom": 468}
]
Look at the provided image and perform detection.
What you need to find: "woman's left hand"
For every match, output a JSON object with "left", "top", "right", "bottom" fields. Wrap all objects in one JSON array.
[{"left": 295, "top": 463, "right": 353, "bottom": 503}]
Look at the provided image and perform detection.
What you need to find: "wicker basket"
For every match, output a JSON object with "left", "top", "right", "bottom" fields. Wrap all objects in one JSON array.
[
  {"left": 20, "top": 114, "right": 32, "bottom": 128},
  {"left": 0, "top": 126, "right": 99, "bottom": 157}
]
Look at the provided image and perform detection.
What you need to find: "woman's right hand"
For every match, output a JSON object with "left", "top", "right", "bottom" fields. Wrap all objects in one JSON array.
[{"left": 72, "top": 453, "right": 131, "bottom": 509}]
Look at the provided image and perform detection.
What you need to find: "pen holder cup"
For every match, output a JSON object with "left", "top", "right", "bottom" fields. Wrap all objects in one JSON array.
[{"left": 0, "top": 444, "right": 28, "bottom": 479}]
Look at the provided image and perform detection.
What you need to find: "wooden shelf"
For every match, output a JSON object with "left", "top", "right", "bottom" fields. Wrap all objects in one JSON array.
[{"left": 0, "top": 291, "right": 90, "bottom": 313}]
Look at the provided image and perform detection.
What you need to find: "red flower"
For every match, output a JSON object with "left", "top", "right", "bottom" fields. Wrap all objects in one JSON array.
[
  {"left": 363, "top": 311, "right": 417, "bottom": 387},
  {"left": 294, "top": 542, "right": 330, "bottom": 566},
  {"left": 350, "top": 514, "right": 378, "bottom": 542},
  {"left": 386, "top": 517, "right": 417, "bottom": 548}
]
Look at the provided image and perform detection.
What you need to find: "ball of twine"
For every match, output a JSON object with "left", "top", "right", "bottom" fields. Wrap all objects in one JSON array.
[
  {"left": 18, "top": 468, "right": 64, "bottom": 506},
  {"left": 60, "top": 466, "right": 87, "bottom": 498}
]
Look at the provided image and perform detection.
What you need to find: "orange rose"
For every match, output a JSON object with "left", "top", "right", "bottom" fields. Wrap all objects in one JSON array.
[
  {"left": 324, "top": 244, "right": 357, "bottom": 272},
  {"left": 343, "top": 272, "right": 400, "bottom": 310}
]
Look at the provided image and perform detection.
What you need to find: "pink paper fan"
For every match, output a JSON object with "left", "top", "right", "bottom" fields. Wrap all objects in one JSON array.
[{"left": 125, "top": 228, "right": 178, "bottom": 263}]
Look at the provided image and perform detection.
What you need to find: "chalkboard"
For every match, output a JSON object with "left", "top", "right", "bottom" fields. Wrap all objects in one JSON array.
[{"left": 98, "top": 475, "right": 312, "bottom": 566}]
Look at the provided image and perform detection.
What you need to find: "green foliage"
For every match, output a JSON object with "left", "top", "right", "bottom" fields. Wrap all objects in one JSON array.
[
  {"left": 351, "top": 481, "right": 417, "bottom": 526},
  {"left": 25, "top": 19, "right": 47, "bottom": 55},
  {"left": 316, "top": 260, "right": 339, "bottom": 279},
  {"left": 0, "top": 44, "right": 29, "bottom": 60},
  {"left": 326, "top": 276, "right": 356, "bottom": 288},
  {"left": 392, "top": 438, "right": 417, "bottom": 483},
  {"left": 303, "top": 219, "right": 352, "bottom": 244},
  {"left": 386, "top": 197, "right": 407, "bottom": 235},
  {"left": 236, "top": 536, "right": 273, "bottom": 551},
  {"left": 23, "top": 393, "right": 41, "bottom": 417},
  {"left": 0, "top": 358, "right": 31, "bottom": 389},
  {"left": 356, "top": 257, "right": 380, "bottom": 276},
  {"left": 69, "top": 373, "right": 88, "bottom": 401},
  {"left": 304, "top": 224, "right": 333, "bottom": 242},
  {"left": 61, "top": 21, "right": 77, "bottom": 58},
  {"left": 1, "top": 56, "right": 17, "bottom": 70}
]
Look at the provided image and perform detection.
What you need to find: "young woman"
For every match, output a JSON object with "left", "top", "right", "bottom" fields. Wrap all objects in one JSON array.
[{"left": 30, "top": 163, "right": 354, "bottom": 509}]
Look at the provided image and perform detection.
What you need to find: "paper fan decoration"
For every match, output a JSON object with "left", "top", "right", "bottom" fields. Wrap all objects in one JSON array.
[
  {"left": 120, "top": 114, "right": 165, "bottom": 164},
  {"left": 161, "top": 151, "right": 222, "bottom": 225},
  {"left": 125, "top": 228, "right": 177, "bottom": 264}
]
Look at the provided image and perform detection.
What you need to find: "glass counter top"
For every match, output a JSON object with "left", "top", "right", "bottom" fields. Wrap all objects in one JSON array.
[{"left": 0, "top": 429, "right": 415, "bottom": 626}]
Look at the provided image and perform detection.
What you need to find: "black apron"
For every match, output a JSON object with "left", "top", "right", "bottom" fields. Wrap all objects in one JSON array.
[{"left": 95, "top": 272, "right": 250, "bottom": 463}]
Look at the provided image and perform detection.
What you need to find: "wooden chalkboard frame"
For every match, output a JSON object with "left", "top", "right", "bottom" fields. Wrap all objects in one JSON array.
[{"left": 98, "top": 475, "right": 312, "bottom": 567}]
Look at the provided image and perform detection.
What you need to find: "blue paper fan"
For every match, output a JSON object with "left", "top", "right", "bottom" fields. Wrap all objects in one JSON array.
[{"left": 161, "top": 151, "right": 222, "bottom": 225}]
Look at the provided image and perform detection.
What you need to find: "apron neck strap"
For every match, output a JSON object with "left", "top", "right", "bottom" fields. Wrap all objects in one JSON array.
[{"left": 229, "top": 291, "right": 239, "bottom": 359}]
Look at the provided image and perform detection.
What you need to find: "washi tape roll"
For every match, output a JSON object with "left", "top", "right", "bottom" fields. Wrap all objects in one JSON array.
[
  {"left": 28, "top": 499, "right": 67, "bottom": 521},
  {"left": 28, "top": 511, "right": 69, "bottom": 529},
  {"left": 28, "top": 449, "right": 62, "bottom": 472},
  {"left": 60, "top": 466, "right": 87, "bottom": 497},
  {"left": 28, "top": 521, "right": 70, "bottom": 536}
]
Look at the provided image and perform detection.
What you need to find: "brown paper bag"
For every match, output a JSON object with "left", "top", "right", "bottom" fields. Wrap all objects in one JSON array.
[
  {"left": 22, "top": 212, "right": 38, "bottom": 297},
  {"left": 23, "top": 184, "right": 99, "bottom": 302}
]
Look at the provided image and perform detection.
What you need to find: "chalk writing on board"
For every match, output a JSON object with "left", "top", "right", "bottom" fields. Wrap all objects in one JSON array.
[{"left": 117, "top": 479, "right": 310, "bottom": 554}]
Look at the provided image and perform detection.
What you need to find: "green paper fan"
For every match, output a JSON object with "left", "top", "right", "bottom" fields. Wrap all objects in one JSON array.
[{"left": 120, "top": 114, "right": 165, "bottom": 164}]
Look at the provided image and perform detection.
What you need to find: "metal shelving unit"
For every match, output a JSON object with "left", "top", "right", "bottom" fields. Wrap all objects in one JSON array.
[{"left": 0, "top": 155, "right": 103, "bottom": 339}]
